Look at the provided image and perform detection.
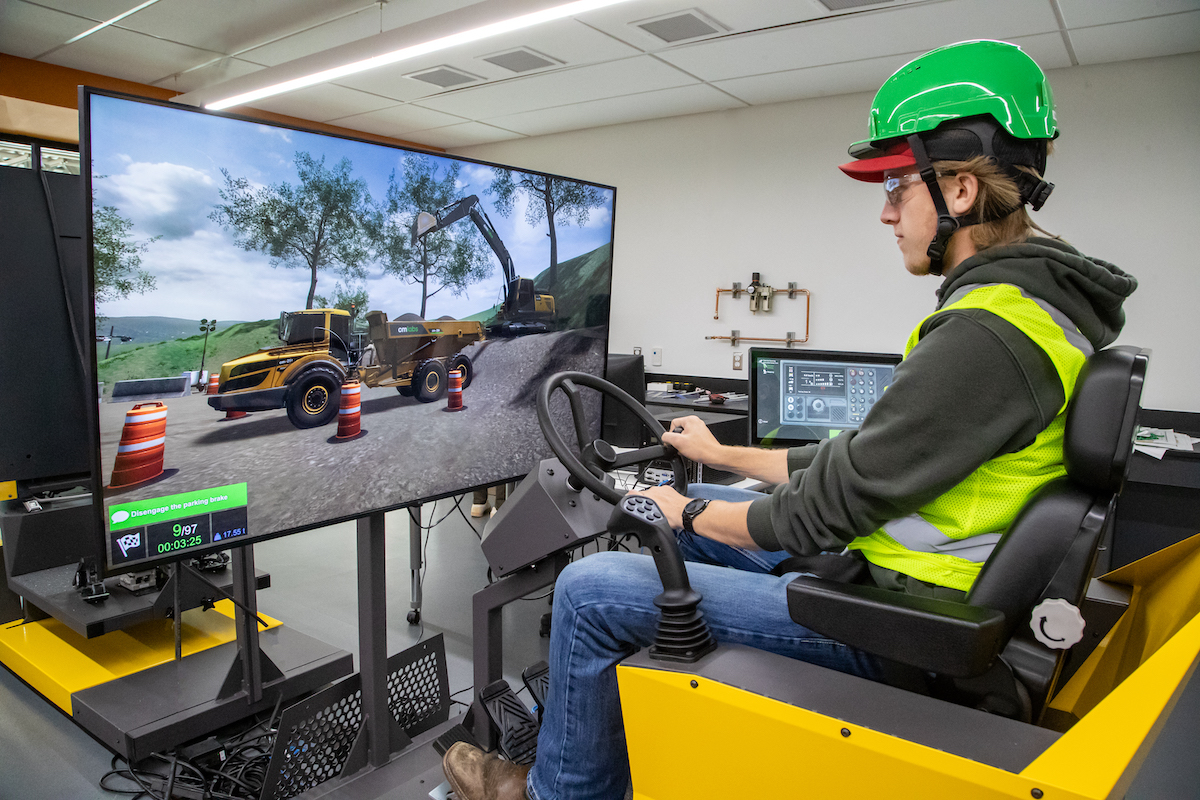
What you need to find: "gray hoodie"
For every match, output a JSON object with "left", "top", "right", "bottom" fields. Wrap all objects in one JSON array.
[{"left": 746, "top": 237, "right": 1138, "bottom": 572}]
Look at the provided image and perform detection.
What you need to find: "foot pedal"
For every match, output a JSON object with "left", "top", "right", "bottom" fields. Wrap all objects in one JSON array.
[
  {"left": 433, "top": 723, "right": 481, "bottom": 757},
  {"left": 481, "top": 680, "right": 539, "bottom": 765},
  {"left": 521, "top": 661, "right": 550, "bottom": 725}
]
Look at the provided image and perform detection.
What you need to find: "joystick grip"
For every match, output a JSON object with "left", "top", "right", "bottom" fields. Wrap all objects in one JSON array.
[
  {"left": 608, "top": 496, "right": 692, "bottom": 596},
  {"left": 607, "top": 495, "right": 718, "bottom": 664}
]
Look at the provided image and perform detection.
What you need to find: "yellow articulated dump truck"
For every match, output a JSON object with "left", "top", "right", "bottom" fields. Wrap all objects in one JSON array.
[{"left": 207, "top": 308, "right": 485, "bottom": 429}]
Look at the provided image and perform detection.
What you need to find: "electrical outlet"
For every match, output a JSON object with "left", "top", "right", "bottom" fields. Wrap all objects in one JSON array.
[
  {"left": 733, "top": 352, "right": 743, "bottom": 370},
  {"left": 650, "top": 348, "right": 662, "bottom": 367},
  {"left": 632, "top": 347, "right": 642, "bottom": 356}
]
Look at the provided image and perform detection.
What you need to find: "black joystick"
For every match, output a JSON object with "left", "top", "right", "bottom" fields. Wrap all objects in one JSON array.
[{"left": 607, "top": 496, "right": 717, "bottom": 663}]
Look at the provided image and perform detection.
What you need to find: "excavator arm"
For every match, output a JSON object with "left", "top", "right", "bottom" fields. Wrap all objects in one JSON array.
[{"left": 412, "top": 194, "right": 516, "bottom": 286}]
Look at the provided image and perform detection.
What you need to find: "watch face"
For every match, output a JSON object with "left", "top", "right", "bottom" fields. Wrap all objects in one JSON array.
[{"left": 685, "top": 499, "right": 707, "bottom": 516}]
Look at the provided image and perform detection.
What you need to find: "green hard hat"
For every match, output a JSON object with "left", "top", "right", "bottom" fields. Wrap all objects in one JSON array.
[{"left": 848, "top": 39, "right": 1057, "bottom": 160}]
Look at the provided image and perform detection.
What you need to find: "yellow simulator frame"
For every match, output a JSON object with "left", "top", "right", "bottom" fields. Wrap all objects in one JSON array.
[{"left": 618, "top": 532, "right": 1200, "bottom": 800}]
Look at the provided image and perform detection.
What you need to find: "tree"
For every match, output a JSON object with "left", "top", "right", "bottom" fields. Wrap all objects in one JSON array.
[
  {"left": 210, "top": 152, "right": 372, "bottom": 310},
  {"left": 314, "top": 283, "right": 369, "bottom": 327},
  {"left": 488, "top": 171, "right": 604, "bottom": 287},
  {"left": 370, "top": 155, "right": 491, "bottom": 318},
  {"left": 92, "top": 201, "right": 158, "bottom": 308}
]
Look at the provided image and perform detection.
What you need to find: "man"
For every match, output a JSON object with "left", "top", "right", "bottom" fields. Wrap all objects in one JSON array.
[{"left": 442, "top": 40, "right": 1137, "bottom": 800}]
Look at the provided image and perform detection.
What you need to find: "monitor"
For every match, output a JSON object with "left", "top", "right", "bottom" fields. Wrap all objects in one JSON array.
[
  {"left": 749, "top": 347, "right": 902, "bottom": 448},
  {"left": 602, "top": 353, "right": 647, "bottom": 448},
  {"left": 81, "top": 88, "right": 616, "bottom": 574}
]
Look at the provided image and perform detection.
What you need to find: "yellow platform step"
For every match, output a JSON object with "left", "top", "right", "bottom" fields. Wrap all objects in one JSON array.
[{"left": 0, "top": 600, "right": 280, "bottom": 712}]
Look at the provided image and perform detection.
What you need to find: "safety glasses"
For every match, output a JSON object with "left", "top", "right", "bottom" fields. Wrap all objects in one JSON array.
[
  {"left": 883, "top": 172, "right": 924, "bottom": 206},
  {"left": 883, "top": 171, "right": 949, "bottom": 206}
]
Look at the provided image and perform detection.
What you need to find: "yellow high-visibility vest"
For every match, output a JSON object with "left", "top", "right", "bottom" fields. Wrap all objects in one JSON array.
[{"left": 848, "top": 283, "right": 1092, "bottom": 592}]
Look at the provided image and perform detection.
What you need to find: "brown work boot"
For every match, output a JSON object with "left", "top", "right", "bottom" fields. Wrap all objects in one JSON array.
[{"left": 442, "top": 742, "right": 531, "bottom": 800}]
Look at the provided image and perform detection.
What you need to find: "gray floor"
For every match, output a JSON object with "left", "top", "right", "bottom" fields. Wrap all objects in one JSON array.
[{"left": 1, "top": 495, "right": 1197, "bottom": 799}]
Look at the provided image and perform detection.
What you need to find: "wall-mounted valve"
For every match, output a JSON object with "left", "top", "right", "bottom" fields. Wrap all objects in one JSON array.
[{"left": 715, "top": 273, "right": 808, "bottom": 319}]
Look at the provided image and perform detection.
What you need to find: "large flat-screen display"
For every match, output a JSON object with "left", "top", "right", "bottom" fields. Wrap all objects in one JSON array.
[
  {"left": 749, "top": 347, "right": 901, "bottom": 448},
  {"left": 82, "top": 88, "right": 614, "bottom": 574}
]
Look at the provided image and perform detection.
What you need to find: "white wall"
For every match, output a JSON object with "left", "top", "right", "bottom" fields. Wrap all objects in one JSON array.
[{"left": 458, "top": 53, "right": 1200, "bottom": 413}]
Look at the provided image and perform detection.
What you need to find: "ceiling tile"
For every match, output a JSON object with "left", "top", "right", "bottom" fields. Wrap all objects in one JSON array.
[
  {"left": 328, "top": 18, "right": 641, "bottom": 99},
  {"left": 418, "top": 56, "right": 698, "bottom": 119},
  {"left": 0, "top": 1, "right": 95, "bottom": 59},
  {"left": 403, "top": 121, "right": 527, "bottom": 149},
  {"left": 243, "top": 83, "right": 401, "bottom": 123},
  {"left": 41, "top": 24, "right": 223, "bottom": 84},
  {"left": 1004, "top": 31, "right": 1075, "bottom": 71},
  {"left": 657, "top": 0, "right": 1060, "bottom": 82},
  {"left": 1070, "top": 11, "right": 1200, "bottom": 64},
  {"left": 150, "top": 57, "right": 266, "bottom": 94},
  {"left": 118, "top": 0, "right": 369, "bottom": 57},
  {"left": 237, "top": 5, "right": 382, "bottom": 67},
  {"left": 22, "top": 0, "right": 132, "bottom": 21},
  {"left": 329, "top": 104, "right": 471, "bottom": 137},
  {"left": 1057, "top": 0, "right": 1200, "bottom": 28},
  {"left": 714, "top": 51, "right": 913, "bottom": 106},
  {"left": 486, "top": 83, "right": 746, "bottom": 137},
  {"left": 576, "top": 0, "right": 825, "bottom": 52}
]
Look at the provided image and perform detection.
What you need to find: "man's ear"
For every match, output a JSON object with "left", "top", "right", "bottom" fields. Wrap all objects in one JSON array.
[{"left": 947, "top": 172, "right": 978, "bottom": 216}]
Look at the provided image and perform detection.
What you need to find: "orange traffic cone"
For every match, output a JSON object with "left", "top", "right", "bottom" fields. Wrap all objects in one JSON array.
[
  {"left": 444, "top": 369, "right": 466, "bottom": 412},
  {"left": 333, "top": 380, "right": 366, "bottom": 440},
  {"left": 108, "top": 402, "right": 168, "bottom": 488},
  {"left": 207, "top": 374, "right": 219, "bottom": 394}
]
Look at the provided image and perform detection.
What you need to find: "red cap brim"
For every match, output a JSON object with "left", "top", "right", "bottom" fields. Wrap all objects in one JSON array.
[{"left": 838, "top": 143, "right": 916, "bottom": 183}]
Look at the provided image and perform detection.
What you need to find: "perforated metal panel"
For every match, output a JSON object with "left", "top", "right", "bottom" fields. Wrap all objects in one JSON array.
[
  {"left": 262, "top": 680, "right": 363, "bottom": 800},
  {"left": 386, "top": 635, "right": 450, "bottom": 736},
  {"left": 260, "top": 634, "right": 450, "bottom": 800}
]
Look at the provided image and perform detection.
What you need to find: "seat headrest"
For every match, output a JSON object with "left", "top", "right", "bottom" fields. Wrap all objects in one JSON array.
[{"left": 1063, "top": 346, "right": 1149, "bottom": 494}]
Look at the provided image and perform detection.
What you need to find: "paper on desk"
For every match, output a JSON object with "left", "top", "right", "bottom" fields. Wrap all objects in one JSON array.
[{"left": 1134, "top": 427, "right": 1200, "bottom": 459}]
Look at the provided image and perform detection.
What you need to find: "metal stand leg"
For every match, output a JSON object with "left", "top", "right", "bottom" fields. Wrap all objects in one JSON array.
[
  {"left": 408, "top": 505, "right": 422, "bottom": 625},
  {"left": 357, "top": 510, "right": 390, "bottom": 769},
  {"left": 470, "top": 552, "right": 570, "bottom": 747}
]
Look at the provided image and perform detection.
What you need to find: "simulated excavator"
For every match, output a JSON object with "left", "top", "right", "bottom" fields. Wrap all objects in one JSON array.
[{"left": 413, "top": 194, "right": 556, "bottom": 336}]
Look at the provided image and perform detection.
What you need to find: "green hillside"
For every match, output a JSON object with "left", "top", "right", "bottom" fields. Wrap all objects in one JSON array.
[
  {"left": 97, "top": 319, "right": 278, "bottom": 398},
  {"left": 97, "top": 316, "right": 244, "bottom": 359},
  {"left": 463, "top": 242, "right": 612, "bottom": 329}
]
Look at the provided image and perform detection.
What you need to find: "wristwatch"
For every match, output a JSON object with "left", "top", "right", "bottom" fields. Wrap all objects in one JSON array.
[{"left": 682, "top": 498, "right": 710, "bottom": 534}]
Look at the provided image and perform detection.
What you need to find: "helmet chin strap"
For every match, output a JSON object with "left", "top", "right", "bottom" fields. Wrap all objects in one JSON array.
[{"left": 906, "top": 134, "right": 958, "bottom": 277}]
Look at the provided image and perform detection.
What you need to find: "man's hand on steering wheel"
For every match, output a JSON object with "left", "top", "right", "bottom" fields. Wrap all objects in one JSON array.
[{"left": 662, "top": 415, "right": 725, "bottom": 466}]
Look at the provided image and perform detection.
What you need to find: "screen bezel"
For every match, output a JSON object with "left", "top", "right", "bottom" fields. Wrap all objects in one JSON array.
[
  {"left": 748, "top": 347, "right": 902, "bottom": 448},
  {"left": 80, "top": 86, "right": 617, "bottom": 576}
]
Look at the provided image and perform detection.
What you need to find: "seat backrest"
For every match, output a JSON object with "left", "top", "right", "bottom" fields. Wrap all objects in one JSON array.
[{"left": 961, "top": 346, "right": 1148, "bottom": 719}]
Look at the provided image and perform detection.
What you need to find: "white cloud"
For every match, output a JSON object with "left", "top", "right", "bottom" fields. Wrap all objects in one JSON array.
[{"left": 100, "top": 162, "right": 219, "bottom": 240}]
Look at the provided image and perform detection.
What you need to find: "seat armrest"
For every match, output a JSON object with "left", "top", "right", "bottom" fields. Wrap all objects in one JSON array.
[{"left": 786, "top": 576, "right": 1007, "bottom": 678}]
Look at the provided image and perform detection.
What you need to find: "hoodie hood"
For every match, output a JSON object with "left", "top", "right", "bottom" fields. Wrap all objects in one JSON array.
[{"left": 936, "top": 237, "right": 1137, "bottom": 349}]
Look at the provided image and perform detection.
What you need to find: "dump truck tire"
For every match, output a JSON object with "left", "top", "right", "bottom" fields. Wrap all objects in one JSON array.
[
  {"left": 287, "top": 369, "right": 341, "bottom": 428},
  {"left": 415, "top": 360, "right": 448, "bottom": 403},
  {"left": 449, "top": 354, "right": 474, "bottom": 389}
]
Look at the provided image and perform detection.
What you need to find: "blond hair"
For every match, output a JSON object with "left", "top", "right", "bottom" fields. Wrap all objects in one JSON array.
[{"left": 936, "top": 152, "right": 1059, "bottom": 249}]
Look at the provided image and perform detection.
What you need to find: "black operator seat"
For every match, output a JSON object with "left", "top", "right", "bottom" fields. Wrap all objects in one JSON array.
[{"left": 786, "top": 346, "right": 1149, "bottom": 723}]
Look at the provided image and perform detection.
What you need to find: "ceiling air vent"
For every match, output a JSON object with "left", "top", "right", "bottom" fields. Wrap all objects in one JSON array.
[
  {"left": 635, "top": 9, "right": 727, "bottom": 43},
  {"left": 406, "top": 65, "right": 481, "bottom": 88},
  {"left": 819, "top": 0, "right": 895, "bottom": 10},
  {"left": 482, "top": 47, "right": 561, "bottom": 73}
]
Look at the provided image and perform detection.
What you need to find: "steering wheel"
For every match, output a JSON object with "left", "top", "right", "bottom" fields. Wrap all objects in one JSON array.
[{"left": 536, "top": 371, "right": 688, "bottom": 504}]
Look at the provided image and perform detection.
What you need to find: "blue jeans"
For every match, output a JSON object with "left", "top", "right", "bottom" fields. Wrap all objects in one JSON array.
[{"left": 526, "top": 485, "right": 884, "bottom": 800}]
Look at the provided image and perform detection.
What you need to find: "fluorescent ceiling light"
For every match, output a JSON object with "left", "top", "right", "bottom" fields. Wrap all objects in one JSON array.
[
  {"left": 64, "top": 0, "right": 163, "bottom": 46},
  {"left": 205, "top": 0, "right": 640, "bottom": 111}
]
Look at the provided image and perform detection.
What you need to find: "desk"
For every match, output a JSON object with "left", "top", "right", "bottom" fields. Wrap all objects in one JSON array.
[{"left": 1112, "top": 409, "right": 1200, "bottom": 569}]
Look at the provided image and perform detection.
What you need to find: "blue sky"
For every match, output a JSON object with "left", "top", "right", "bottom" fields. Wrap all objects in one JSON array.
[{"left": 87, "top": 93, "right": 614, "bottom": 325}]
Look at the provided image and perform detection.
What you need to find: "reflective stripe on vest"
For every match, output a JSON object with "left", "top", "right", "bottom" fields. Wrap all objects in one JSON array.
[{"left": 848, "top": 283, "right": 1092, "bottom": 593}]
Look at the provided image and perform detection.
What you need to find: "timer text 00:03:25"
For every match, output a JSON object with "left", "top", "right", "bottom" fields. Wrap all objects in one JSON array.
[{"left": 157, "top": 535, "right": 203, "bottom": 554}]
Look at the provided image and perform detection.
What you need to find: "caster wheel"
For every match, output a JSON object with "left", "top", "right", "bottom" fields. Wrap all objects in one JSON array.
[{"left": 407, "top": 610, "right": 421, "bottom": 625}]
